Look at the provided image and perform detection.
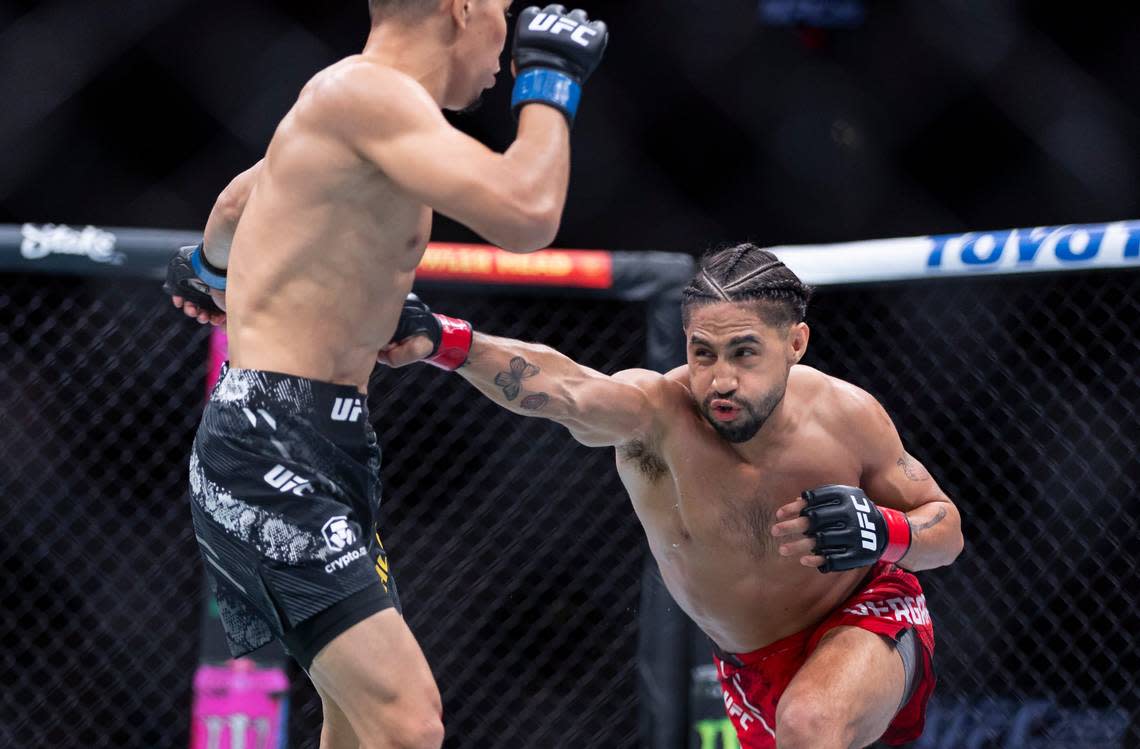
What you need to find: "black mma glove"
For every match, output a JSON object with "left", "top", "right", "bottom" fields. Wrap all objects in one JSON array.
[
  {"left": 389, "top": 294, "right": 473, "bottom": 371},
  {"left": 163, "top": 243, "right": 226, "bottom": 315},
  {"left": 800, "top": 485, "right": 912, "bottom": 573},
  {"left": 511, "top": 5, "right": 608, "bottom": 125}
]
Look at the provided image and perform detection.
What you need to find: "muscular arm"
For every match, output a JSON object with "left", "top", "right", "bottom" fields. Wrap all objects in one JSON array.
[
  {"left": 456, "top": 332, "right": 661, "bottom": 448},
  {"left": 171, "top": 160, "right": 262, "bottom": 323},
  {"left": 202, "top": 160, "right": 262, "bottom": 268},
  {"left": 328, "top": 67, "right": 568, "bottom": 253},
  {"left": 849, "top": 387, "right": 964, "bottom": 571}
]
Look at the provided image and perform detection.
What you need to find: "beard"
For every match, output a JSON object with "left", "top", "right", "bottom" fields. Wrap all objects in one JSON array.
[{"left": 701, "top": 386, "right": 786, "bottom": 443}]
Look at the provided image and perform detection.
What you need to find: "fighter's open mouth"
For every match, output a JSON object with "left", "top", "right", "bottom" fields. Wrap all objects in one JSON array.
[{"left": 710, "top": 400, "right": 740, "bottom": 420}]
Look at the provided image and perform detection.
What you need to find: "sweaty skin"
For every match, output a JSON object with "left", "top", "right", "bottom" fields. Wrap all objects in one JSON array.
[
  {"left": 383, "top": 302, "right": 963, "bottom": 653},
  {"left": 175, "top": 0, "right": 571, "bottom": 391}
]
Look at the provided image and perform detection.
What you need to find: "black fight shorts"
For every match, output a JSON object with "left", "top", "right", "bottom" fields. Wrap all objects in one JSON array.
[{"left": 189, "top": 366, "right": 400, "bottom": 670}]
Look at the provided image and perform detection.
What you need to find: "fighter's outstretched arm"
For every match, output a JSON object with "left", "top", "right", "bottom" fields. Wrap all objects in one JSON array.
[
  {"left": 379, "top": 300, "right": 662, "bottom": 448},
  {"left": 457, "top": 332, "right": 662, "bottom": 447}
]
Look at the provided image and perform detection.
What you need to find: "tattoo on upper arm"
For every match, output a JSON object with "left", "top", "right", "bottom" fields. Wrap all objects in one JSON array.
[
  {"left": 913, "top": 507, "right": 947, "bottom": 533},
  {"left": 897, "top": 453, "right": 931, "bottom": 482},
  {"left": 494, "top": 357, "right": 540, "bottom": 401}
]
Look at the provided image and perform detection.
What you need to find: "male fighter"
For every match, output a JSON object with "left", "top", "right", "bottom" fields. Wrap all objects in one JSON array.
[
  {"left": 164, "top": 3, "right": 608, "bottom": 748},
  {"left": 381, "top": 245, "right": 964, "bottom": 748}
]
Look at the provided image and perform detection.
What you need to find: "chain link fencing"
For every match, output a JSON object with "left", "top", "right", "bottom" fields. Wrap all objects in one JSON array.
[
  {"left": 296, "top": 291, "right": 650, "bottom": 749},
  {"left": 804, "top": 270, "right": 1139, "bottom": 748},
  {"left": 2, "top": 264, "right": 1137, "bottom": 748},
  {"left": 0, "top": 275, "right": 652, "bottom": 748},
  {"left": 0, "top": 274, "right": 210, "bottom": 747}
]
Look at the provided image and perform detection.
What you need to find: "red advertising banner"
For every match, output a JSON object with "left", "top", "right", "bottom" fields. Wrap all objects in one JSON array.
[{"left": 416, "top": 244, "right": 613, "bottom": 289}]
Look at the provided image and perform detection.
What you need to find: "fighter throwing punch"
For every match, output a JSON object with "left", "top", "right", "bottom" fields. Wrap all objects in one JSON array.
[
  {"left": 164, "top": 4, "right": 607, "bottom": 748},
  {"left": 382, "top": 245, "right": 964, "bottom": 748}
]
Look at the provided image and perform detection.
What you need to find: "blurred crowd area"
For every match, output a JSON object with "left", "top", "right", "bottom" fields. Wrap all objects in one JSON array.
[{"left": 1, "top": 1, "right": 1138, "bottom": 251}]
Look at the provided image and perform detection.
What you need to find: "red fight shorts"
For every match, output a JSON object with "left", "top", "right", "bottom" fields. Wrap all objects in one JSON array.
[{"left": 712, "top": 562, "right": 936, "bottom": 748}]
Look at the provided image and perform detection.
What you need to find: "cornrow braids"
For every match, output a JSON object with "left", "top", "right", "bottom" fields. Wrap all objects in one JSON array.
[
  {"left": 721, "top": 259, "right": 786, "bottom": 292},
  {"left": 699, "top": 270, "right": 731, "bottom": 301},
  {"left": 681, "top": 243, "right": 812, "bottom": 328},
  {"left": 723, "top": 243, "right": 751, "bottom": 278}
]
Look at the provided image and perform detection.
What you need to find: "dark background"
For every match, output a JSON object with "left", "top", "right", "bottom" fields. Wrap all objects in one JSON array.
[{"left": 1, "top": 0, "right": 1138, "bottom": 251}]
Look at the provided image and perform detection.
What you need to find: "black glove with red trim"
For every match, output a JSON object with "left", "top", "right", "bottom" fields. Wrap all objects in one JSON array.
[
  {"left": 800, "top": 484, "right": 911, "bottom": 573},
  {"left": 388, "top": 294, "right": 472, "bottom": 371}
]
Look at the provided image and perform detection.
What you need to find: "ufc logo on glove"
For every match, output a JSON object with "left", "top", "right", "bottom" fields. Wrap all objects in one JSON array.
[
  {"left": 850, "top": 493, "right": 878, "bottom": 551},
  {"left": 511, "top": 6, "right": 609, "bottom": 125},
  {"left": 801, "top": 485, "right": 912, "bottom": 572},
  {"left": 527, "top": 12, "right": 599, "bottom": 46}
]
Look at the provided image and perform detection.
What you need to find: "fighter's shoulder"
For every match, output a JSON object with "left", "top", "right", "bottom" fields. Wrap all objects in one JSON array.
[
  {"left": 615, "top": 364, "right": 684, "bottom": 394},
  {"left": 611, "top": 367, "right": 688, "bottom": 470},
  {"left": 299, "top": 58, "right": 441, "bottom": 132},
  {"left": 792, "top": 365, "right": 892, "bottom": 432},
  {"left": 613, "top": 365, "right": 690, "bottom": 403}
]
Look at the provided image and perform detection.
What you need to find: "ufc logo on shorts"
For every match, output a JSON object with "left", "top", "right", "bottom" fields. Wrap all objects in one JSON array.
[
  {"left": 322, "top": 516, "right": 356, "bottom": 553},
  {"left": 528, "top": 13, "right": 598, "bottom": 46},
  {"left": 263, "top": 465, "right": 313, "bottom": 496},
  {"left": 330, "top": 397, "right": 363, "bottom": 423},
  {"left": 851, "top": 493, "right": 877, "bottom": 550}
]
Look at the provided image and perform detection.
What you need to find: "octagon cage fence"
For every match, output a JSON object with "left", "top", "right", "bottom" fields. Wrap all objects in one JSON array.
[{"left": 0, "top": 220, "right": 1136, "bottom": 749}]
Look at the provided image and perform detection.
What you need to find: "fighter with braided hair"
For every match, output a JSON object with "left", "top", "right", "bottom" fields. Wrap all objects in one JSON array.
[{"left": 381, "top": 243, "right": 963, "bottom": 749}]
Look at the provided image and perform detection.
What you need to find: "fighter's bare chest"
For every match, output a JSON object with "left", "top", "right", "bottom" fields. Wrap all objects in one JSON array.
[
  {"left": 671, "top": 452, "right": 830, "bottom": 556},
  {"left": 625, "top": 421, "right": 862, "bottom": 558}
]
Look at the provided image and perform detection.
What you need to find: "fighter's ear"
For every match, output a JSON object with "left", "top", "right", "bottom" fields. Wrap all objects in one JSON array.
[
  {"left": 448, "top": 0, "right": 470, "bottom": 28},
  {"left": 789, "top": 322, "right": 810, "bottom": 363}
]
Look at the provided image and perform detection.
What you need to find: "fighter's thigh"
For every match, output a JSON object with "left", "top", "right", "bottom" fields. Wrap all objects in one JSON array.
[
  {"left": 775, "top": 626, "right": 906, "bottom": 749},
  {"left": 308, "top": 608, "right": 443, "bottom": 749}
]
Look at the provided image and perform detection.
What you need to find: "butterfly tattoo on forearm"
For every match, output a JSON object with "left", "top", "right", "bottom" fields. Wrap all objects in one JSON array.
[{"left": 494, "top": 356, "right": 549, "bottom": 410}]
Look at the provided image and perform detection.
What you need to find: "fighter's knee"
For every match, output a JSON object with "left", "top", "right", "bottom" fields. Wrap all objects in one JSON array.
[
  {"left": 359, "top": 709, "right": 443, "bottom": 749},
  {"left": 388, "top": 696, "right": 445, "bottom": 749},
  {"left": 775, "top": 695, "right": 852, "bottom": 749},
  {"left": 395, "top": 714, "right": 445, "bottom": 749}
]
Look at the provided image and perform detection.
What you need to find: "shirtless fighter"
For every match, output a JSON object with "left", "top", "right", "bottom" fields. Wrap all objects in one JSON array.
[
  {"left": 381, "top": 245, "right": 964, "bottom": 748},
  {"left": 164, "top": 3, "right": 607, "bottom": 748}
]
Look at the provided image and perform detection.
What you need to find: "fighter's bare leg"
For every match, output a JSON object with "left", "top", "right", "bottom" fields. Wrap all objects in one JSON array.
[
  {"left": 316, "top": 684, "right": 361, "bottom": 749},
  {"left": 774, "top": 626, "right": 909, "bottom": 749},
  {"left": 308, "top": 609, "right": 444, "bottom": 749}
]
